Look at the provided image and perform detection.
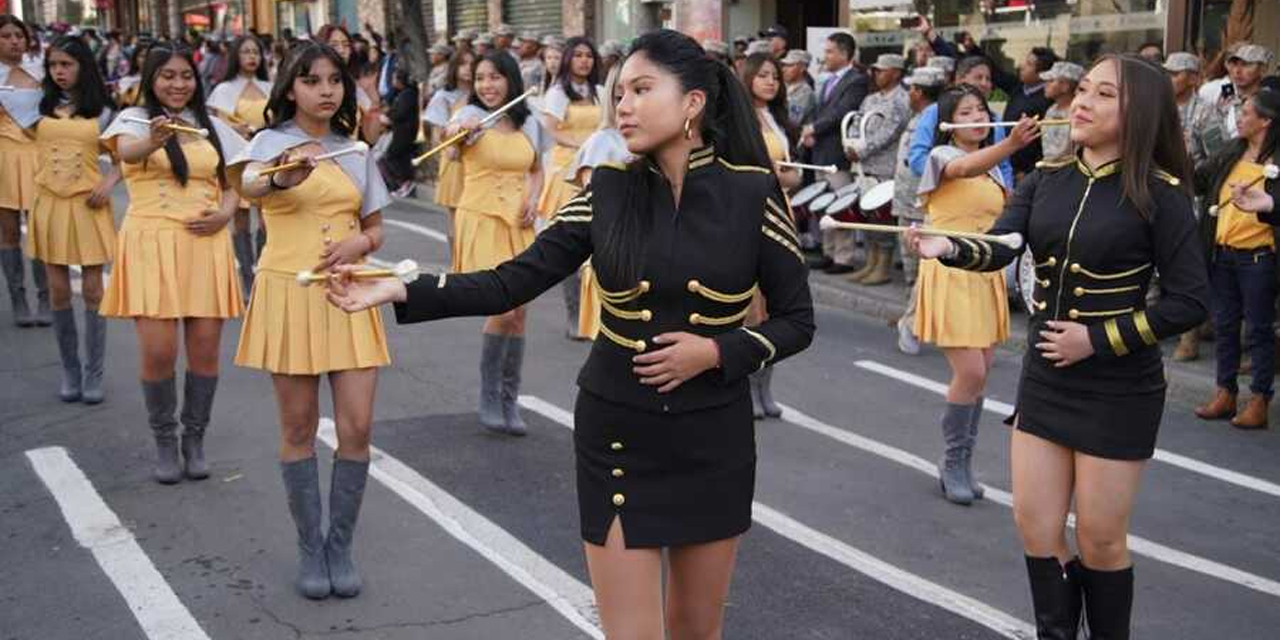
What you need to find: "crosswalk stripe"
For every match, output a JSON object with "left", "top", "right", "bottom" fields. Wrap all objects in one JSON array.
[
  {"left": 384, "top": 217, "right": 449, "bottom": 244},
  {"left": 26, "top": 447, "right": 212, "bottom": 640}
]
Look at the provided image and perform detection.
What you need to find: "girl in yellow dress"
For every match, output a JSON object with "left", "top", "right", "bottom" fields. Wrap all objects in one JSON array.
[
  {"left": 0, "top": 15, "right": 50, "bottom": 327},
  {"left": 113, "top": 45, "right": 147, "bottom": 108},
  {"left": 538, "top": 37, "right": 601, "bottom": 339},
  {"left": 446, "top": 51, "right": 548, "bottom": 435},
  {"left": 208, "top": 34, "right": 273, "bottom": 297},
  {"left": 230, "top": 42, "right": 391, "bottom": 601},
  {"left": 741, "top": 52, "right": 800, "bottom": 419},
  {"left": 422, "top": 49, "right": 474, "bottom": 252},
  {"left": 101, "top": 46, "right": 247, "bottom": 486},
  {"left": 913, "top": 84, "right": 1038, "bottom": 505},
  {"left": 25, "top": 36, "right": 120, "bottom": 404}
]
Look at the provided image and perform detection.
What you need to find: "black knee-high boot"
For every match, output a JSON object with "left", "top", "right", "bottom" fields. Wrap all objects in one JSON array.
[
  {"left": 1080, "top": 563, "right": 1134, "bottom": 640},
  {"left": 1025, "top": 555, "right": 1083, "bottom": 639}
]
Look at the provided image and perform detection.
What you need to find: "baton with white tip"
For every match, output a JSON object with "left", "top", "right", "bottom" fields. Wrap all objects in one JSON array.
[
  {"left": 296, "top": 259, "right": 421, "bottom": 287},
  {"left": 939, "top": 119, "right": 1070, "bottom": 131},
  {"left": 818, "top": 217, "right": 1024, "bottom": 250},
  {"left": 250, "top": 142, "right": 369, "bottom": 180},
  {"left": 122, "top": 115, "right": 209, "bottom": 138},
  {"left": 776, "top": 160, "right": 838, "bottom": 174},
  {"left": 0, "top": 85, "right": 14, "bottom": 92},
  {"left": 1208, "top": 163, "right": 1280, "bottom": 216}
]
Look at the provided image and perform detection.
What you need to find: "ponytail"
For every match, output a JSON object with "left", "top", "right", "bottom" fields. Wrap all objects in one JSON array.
[{"left": 708, "top": 60, "right": 770, "bottom": 169}]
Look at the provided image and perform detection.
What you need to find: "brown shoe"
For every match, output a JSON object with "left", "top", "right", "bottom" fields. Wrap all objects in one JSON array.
[
  {"left": 1172, "top": 331, "right": 1199, "bottom": 362},
  {"left": 845, "top": 249, "right": 879, "bottom": 283},
  {"left": 861, "top": 247, "right": 894, "bottom": 286},
  {"left": 1195, "top": 388, "right": 1237, "bottom": 420},
  {"left": 1231, "top": 395, "right": 1270, "bottom": 430}
]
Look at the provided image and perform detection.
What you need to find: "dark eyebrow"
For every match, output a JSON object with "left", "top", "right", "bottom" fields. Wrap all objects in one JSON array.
[{"left": 627, "top": 75, "right": 657, "bottom": 83}]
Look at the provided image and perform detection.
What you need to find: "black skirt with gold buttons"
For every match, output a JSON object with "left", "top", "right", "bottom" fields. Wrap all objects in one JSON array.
[{"left": 573, "top": 389, "right": 755, "bottom": 548}]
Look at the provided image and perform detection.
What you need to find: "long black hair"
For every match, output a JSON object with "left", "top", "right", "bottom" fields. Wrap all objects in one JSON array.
[
  {"left": 139, "top": 46, "right": 227, "bottom": 187},
  {"left": 467, "top": 51, "right": 530, "bottom": 127},
  {"left": 740, "top": 51, "right": 797, "bottom": 146},
  {"left": 39, "top": 35, "right": 110, "bottom": 119},
  {"left": 932, "top": 83, "right": 995, "bottom": 148},
  {"left": 221, "top": 34, "right": 268, "bottom": 83},
  {"left": 557, "top": 36, "right": 600, "bottom": 104},
  {"left": 597, "top": 28, "right": 770, "bottom": 285},
  {"left": 265, "top": 42, "right": 358, "bottom": 138}
]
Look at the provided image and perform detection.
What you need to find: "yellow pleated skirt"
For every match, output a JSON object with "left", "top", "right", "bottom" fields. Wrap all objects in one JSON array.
[
  {"left": 101, "top": 216, "right": 244, "bottom": 319},
  {"left": 0, "top": 137, "right": 38, "bottom": 211},
  {"left": 234, "top": 270, "right": 390, "bottom": 375},
  {"left": 578, "top": 263, "right": 600, "bottom": 339},
  {"left": 913, "top": 260, "right": 1009, "bottom": 348},
  {"left": 537, "top": 145, "right": 580, "bottom": 218},
  {"left": 435, "top": 155, "right": 465, "bottom": 208},
  {"left": 25, "top": 188, "right": 116, "bottom": 266},
  {"left": 452, "top": 207, "right": 535, "bottom": 273}
]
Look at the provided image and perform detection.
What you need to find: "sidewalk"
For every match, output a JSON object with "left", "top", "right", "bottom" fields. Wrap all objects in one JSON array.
[{"left": 399, "top": 183, "right": 1229, "bottom": 407}]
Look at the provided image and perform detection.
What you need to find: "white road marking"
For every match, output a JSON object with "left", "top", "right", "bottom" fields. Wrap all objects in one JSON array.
[
  {"left": 777, "top": 402, "right": 1280, "bottom": 599},
  {"left": 383, "top": 217, "right": 449, "bottom": 244},
  {"left": 517, "top": 396, "right": 1036, "bottom": 640},
  {"left": 853, "top": 359, "right": 1280, "bottom": 499},
  {"left": 316, "top": 418, "right": 603, "bottom": 639},
  {"left": 25, "top": 447, "right": 212, "bottom": 640}
]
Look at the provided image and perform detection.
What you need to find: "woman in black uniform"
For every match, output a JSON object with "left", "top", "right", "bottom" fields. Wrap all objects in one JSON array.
[
  {"left": 326, "top": 29, "right": 814, "bottom": 639},
  {"left": 912, "top": 55, "right": 1208, "bottom": 639}
]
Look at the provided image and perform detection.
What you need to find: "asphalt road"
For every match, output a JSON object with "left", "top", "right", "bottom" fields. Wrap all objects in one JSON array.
[{"left": 2, "top": 191, "right": 1278, "bottom": 639}]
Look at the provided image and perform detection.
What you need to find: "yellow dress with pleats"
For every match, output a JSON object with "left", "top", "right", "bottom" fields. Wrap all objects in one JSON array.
[
  {"left": 0, "top": 107, "right": 38, "bottom": 211},
  {"left": 452, "top": 128, "right": 537, "bottom": 273},
  {"left": 101, "top": 132, "right": 244, "bottom": 319},
  {"left": 234, "top": 162, "right": 390, "bottom": 374},
  {"left": 24, "top": 115, "right": 116, "bottom": 265},
  {"left": 537, "top": 102, "right": 601, "bottom": 218},
  {"left": 913, "top": 174, "right": 1009, "bottom": 348},
  {"left": 434, "top": 100, "right": 467, "bottom": 208}
]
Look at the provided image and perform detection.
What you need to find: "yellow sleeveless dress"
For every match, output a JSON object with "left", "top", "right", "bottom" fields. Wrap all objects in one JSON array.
[
  {"left": 232, "top": 93, "right": 269, "bottom": 132},
  {"left": 101, "top": 134, "right": 244, "bottom": 319},
  {"left": 452, "top": 128, "right": 537, "bottom": 273},
  {"left": 234, "top": 162, "right": 390, "bottom": 374},
  {"left": 913, "top": 174, "right": 1009, "bottom": 348},
  {"left": 24, "top": 115, "right": 117, "bottom": 266},
  {"left": 434, "top": 100, "right": 468, "bottom": 208},
  {"left": 0, "top": 107, "right": 38, "bottom": 212},
  {"left": 537, "top": 101, "right": 601, "bottom": 218}
]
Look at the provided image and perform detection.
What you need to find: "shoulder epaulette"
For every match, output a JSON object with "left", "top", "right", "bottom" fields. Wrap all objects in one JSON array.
[
  {"left": 716, "top": 157, "right": 771, "bottom": 174},
  {"left": 1035, "top": 156, "right": 1075, "bottom": 172},
  {"left": 1152, "top": 169, "right": 1181, "bottom": 187}
]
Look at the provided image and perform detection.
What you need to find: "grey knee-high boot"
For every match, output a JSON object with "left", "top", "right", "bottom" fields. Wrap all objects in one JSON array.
[
  {"left": 30, "top": 258, "right": 52, "bottom": 325},
  {"left": 179, "top": 372, "right": 219, "bottom": 480},
  {"left": 142, "top": 377, "right": 182, "bottom": 484},
  {"left": 758, "top": 365, "right": 783, "bottom": 418},
  {"left": 81, "top": 308, "right": 107, "bottom": 404},
  {"left": 0, "top": 247, "right": 34, "bottom": 327},
  {"left": 326, "top": 457, "right": 370, "bottom": 598},
  {"left": 500, "top": 336, "right": 528, "bottom": 436},
  {"left": 479, "top": 334, "right": 507, "bottom": 431},
  {"left": 964, "top": 397, "right": 985, "bottom": 499},
  {"left": 232, "top": 230, "right": 255, "bottom": 298},
  {"left": 561, "top": 271, "right": 583, "bottom": 339},
  {"left": 281, "top": 456, "right": 331, "bottom": 599},
  {"left": 51, "top": 308, "right": 82, "bottom": 402},
  {"left": 938, "top": 403, "right": 976, "bottom": 505}
]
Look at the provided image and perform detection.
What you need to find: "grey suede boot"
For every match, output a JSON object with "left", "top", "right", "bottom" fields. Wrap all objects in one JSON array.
[
  {"left": 938, "top": 403, "right": 976, "bottom": 505},
  {"left": 142, "top": 377, "right": 182, "bottom": 484},
  {"left": 179, "top": 372, "right": 219, "bottom": 480},
  {"left": 749, "top": 372, "right": 765, "bottom": 420},
  {"left": 561, "top": 271, "right": 584, "bottom": 340},
  {"left": 500, "top": 336, "right": 528, "bottom": 436},
  {"left": 325, "top": 457, "right": 370, "bottom": 598},
  {"left": 281, "top": 456, "right": 332, "bottom": 599},
  {"left": 51, "top": 308, "right": 82, "bottom": 402},
  {"left": 232, "top": 229, "right": 255, "bottom": 298},
  {"left": 81, "top": 308, "right": 107, "bottom": 404},
  {"left": 0, "top": 247, "right": 34, "bottom": 327},
  {"left": 965, "top": 397, "right": 985, "bottom": 499},
  {"left": 479, "top": 334, "right": 506, "bottom": 431},
  {"left": 30, "top": 258, "right": 52, "bottom": 325},
  {"left": 758, "top": 365, "right": 783, "bottom": 418}
]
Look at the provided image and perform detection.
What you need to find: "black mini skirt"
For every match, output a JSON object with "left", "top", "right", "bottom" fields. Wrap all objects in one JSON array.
[{"left": 1016, "top": 375, "right": 1166, "bottom": 460}]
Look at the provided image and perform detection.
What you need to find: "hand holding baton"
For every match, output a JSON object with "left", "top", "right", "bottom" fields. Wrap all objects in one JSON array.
[
  {"left": 776, "top": 160, "right": 839, "bottom": 174},
  {"left": 122, "top": 115, "right": 209, "bottom": 138},
  {"left": 819, "top": 216, "right": 1024, "bottom": 250},
  {"left": 297, "top": 259, "right": 421, "bottom": 287},
  {"left": 1208, "top": 163, "right": 1280, "bottom": 216},
  {"left": 412, "top": 87, "right": 537, "bottom": 166},
  {"left": 248, "top": 142, "right": 369, "bottom": 181}
]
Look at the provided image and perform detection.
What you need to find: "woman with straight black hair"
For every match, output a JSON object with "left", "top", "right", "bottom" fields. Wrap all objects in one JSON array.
[
  {"left": 912, "top": 55, "right": 1209, "bottom": 638},
  {"left": 25, "top": 35, "right": 119, "bottom": 405},
  {"left": 101, "top": 45, "right": 247, "bottom": 485},
  {"left": 326, "top": 29, "right": 814, "bottom": 638},
  {"left": 1193, "top": 88, "right": 1280, "bottom": 429}
]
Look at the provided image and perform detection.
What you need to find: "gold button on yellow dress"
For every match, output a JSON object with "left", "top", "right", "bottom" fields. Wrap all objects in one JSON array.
[
  {"left": 0, "top": 106, "right": 38, "bottom": 212},
  {"left": 913, "top": 174, "right": 1010, "bottom": 348},
  {"left": 100, "top": 134, "right": 245, "bottom": 319},
  {"left": 24, "top": 115, "right": 116, "bottom": 266},
  {"left": 536, "top": 102, "right": 601, "bottom": 218},
  {"left": 452, "top": 129, "right": 538, "bottom": 273},
  {"left": 234, "top": 162, "right": 391, "bottom": 375}
]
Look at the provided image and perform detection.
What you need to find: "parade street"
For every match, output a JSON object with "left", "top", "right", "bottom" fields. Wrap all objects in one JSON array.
[{"left": 3, "top": 192, "right": 1280, "bottom": 640}]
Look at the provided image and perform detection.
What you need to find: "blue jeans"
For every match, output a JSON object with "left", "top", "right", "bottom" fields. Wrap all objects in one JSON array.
[{"left": 1212, "top": 247, "right": 1277, "bottom": 396}]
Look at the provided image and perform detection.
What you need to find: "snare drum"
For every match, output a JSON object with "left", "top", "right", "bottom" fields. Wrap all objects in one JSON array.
[
  {"left": 790, "top": 181, "right": 830, "bottom": 225},
  {"left": 808, "top": 192, "right": 837, "bottom": 221},
  {"left": 825, "top": 189, "right": 863, "bottom": 223},
  {"left": 859, "top": 180, "right": 896, "bottom": 224}
]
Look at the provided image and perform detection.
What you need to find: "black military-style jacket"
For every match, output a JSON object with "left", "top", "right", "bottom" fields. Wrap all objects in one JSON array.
[
  {"left": 394, "top": 144, "right": 816, "bottom": 413},
  {"left": 944, "top": 155, "right": 1209, "bottom": 393}
]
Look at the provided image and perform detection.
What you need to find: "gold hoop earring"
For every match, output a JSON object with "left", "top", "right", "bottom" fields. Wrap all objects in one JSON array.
[{"left": 683, "top": 118, "right": 693, "bottom": 140}]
